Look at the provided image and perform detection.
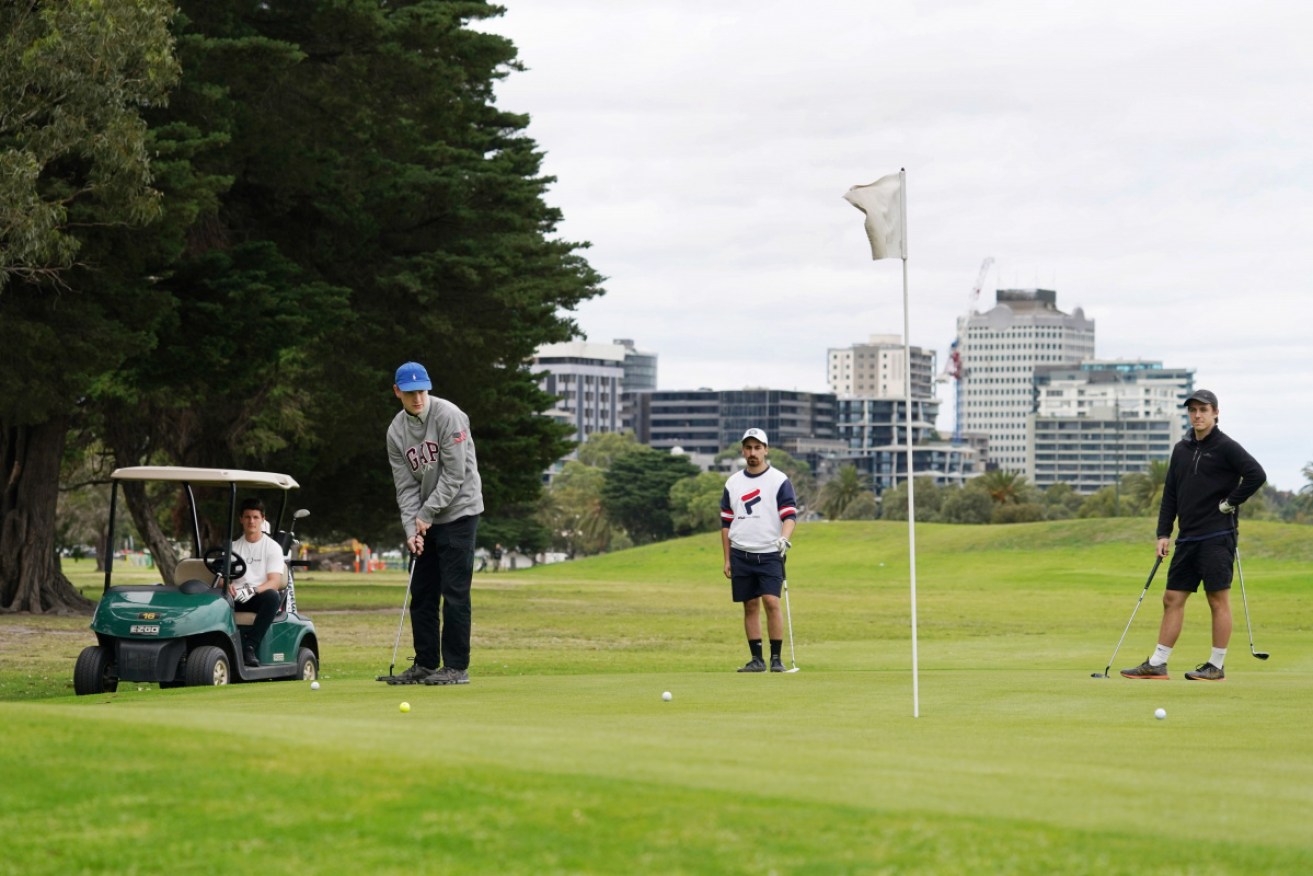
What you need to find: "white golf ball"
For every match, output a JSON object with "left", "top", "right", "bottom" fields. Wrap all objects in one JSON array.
[
  {"left": 1154, "top": 708, "right": 1166, "bottom": 720},
  {"left": 310, "top": 681, "right": 320, "bottom": 690},
  {"left": 662, "top": 691, "right": 672, "bottom": 702}
]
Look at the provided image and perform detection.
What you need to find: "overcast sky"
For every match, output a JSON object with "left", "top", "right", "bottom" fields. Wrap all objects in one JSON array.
[{"left": 481, "top": 1, "right": 1311, "bottom": 491}]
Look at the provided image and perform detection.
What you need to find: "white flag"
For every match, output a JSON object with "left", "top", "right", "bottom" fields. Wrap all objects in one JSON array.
[{"left": 843, "top": 173, "right": 905, "bottom": 260}]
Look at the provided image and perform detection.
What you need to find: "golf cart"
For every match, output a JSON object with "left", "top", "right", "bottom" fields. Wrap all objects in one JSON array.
[{"left": 73, "top": 466, "right": 319, "bottom": 695}]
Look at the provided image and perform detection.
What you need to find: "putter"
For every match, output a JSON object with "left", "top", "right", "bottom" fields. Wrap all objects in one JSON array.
[
  {"left": 376, "top": 553, "right": 417, "bottom": 681},
  {"left": 781, "top": 566, "right": 800, "bottom": 673},
  {"left": 1234, "top": 543, "right": 1270, "bottom": 661},
  {"left": 1091, "top": 555, "right": 1162, "bottom": 678}
]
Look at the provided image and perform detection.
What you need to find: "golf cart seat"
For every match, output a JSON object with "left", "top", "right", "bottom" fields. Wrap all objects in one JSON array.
[{"left": 173, "top": 558, "right": 217, "bottom": 590}]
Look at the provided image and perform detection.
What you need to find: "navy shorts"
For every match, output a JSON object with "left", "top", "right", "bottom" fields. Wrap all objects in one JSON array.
[
  {"left": 729, "top": 548, "right": 784, "bottom": 602},
  {"left": 1166, "top": 534, "right": 1235, "bottom": 593}
]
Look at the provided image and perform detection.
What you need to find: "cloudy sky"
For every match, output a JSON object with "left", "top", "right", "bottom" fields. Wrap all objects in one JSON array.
[{"left": 481, "top": 1, "right": 1311, "bottom": 491}]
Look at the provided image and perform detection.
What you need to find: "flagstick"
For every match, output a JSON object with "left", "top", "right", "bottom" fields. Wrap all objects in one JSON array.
[{"left": 899, "top": 168, "right": 920, "bottom": 719}]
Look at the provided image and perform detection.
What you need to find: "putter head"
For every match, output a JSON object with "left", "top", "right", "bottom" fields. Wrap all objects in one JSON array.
[
  {"left": 1090, "top": 672, "right": 1109, "bottom": 678},
  {"left": 1254, "top": 652, "right": 1271, "bottom": 660},
  {"left": 783, "top": 666, "right": 801, "bottom": 674}
]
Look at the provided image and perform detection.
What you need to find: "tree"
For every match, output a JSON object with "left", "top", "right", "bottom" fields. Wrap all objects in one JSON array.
[
  {"left": 0, "top": 1, "right": 180, "bottom": 291},
  {"left": 1, "top": 0, "right": 180, "bottom": 613},
  {"left": 600, "top": 448, "right": 698, "bottom": 545},
  {"left": 878, "top": 477, "right": 943, "bottom": 522},
  {"left": 977, "top": 470, "right": 1031, "bottom": 505},
  {"left": 1119, "top": 459, "right": 1169, "bottom": 516},
  {"left": 537, "top": 461, "right": 617, "bottom": 557},
  {"left": 1041, "top": 482, "right": 1085, "bottom": 520},
  {"left": 939, "top": 485, "right": 994, "bottom": 524},
  {"left": 991, "top": 502, "right": 1045, "bottom": 524},
  {"left": 817, "top": 464, "right": 877, "bottom": 520},
  {"left": 669, "top": 471, "right": 727, "bottom": 536},
  {"left": 83, "top": 1, "right": 603, "bottom": 554},
  {"left": 1078, "top": 486, "right": 1118, "bottom": 518},
  {"left": 577, "top": 432, "right": 644, "bottom": 469}
]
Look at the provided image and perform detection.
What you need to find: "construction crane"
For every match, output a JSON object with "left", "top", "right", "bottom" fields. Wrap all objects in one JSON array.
[{"left": 942, "top": 257, "right": 994, "bottom": 444}]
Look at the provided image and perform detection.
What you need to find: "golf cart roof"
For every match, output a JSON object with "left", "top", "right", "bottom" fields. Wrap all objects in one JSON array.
[{"left": 111, "top": 466, "right": 299, "bottom": 490}]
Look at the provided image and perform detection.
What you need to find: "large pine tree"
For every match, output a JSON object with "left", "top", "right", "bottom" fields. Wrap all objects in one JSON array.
[{"left": 5, "top": 1, "right": 603, "bottom": 611}]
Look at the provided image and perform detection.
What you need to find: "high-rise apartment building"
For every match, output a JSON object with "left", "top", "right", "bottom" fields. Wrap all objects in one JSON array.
[
  {"left": 1026, "top": 360, "right": 1194, "bottom": 492},
  {"left": 532, "top": 341, "right": 627, "bottom": 443},
  {"left": 957, "top": 289, "right": 1095, "bottom": 473},
  {"left": 827, "top": 334, "right": 936, "bottom": 399}
]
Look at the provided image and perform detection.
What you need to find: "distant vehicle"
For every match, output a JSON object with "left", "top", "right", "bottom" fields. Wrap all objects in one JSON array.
[{"left": 73, "top": 467, "right": 319, "bottom": 695}]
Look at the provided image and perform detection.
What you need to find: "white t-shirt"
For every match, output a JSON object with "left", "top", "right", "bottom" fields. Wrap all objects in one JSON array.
[{"left": 230, "top": 534, "right": 285, "bottom": 589}]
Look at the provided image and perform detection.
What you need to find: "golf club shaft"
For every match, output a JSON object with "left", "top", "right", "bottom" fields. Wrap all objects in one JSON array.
[
  {"left": 388, "top": 554, "right": 417, "bottom": 675},
  {"left": 783, "top": 578, "right": 796, "bottom": 668},
  {"left": 1234, "top": 545, "right": 1266, "bottom": 658},
  {"left": 1101, "top": 555, "right": 1162, "bottom": 676},
  {"left": 1232, "top": 515, "right": 1268, "bottom": 659}
]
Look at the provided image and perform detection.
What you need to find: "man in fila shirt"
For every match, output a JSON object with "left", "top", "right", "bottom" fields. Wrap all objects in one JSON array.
[{"left": 721, "top": 428, "right": 797, "bottom": 673}]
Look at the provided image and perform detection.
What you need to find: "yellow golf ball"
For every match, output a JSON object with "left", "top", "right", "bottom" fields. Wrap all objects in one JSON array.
[{"left": 400, "top": 701, "right": 411, "bottom": 713}]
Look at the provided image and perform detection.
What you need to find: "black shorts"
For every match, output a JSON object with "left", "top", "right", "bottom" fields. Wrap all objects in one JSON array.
[
  {"left": 729, "top": 548, "right": 784, "bottom": 602},
  {"left": 1166, "top": 534, "right": 1235, "bottom": 593}
]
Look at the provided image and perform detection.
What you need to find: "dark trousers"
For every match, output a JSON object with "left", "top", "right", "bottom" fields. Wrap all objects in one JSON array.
[
  {"left": 242, "top": 589, "right": 282, "bottom": 651},
  {"left": 410, "top": 514, "right": 478, "bottom": 671}
]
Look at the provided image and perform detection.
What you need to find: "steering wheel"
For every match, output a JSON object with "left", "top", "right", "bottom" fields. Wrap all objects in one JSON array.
[{"left": 202, "top": 546, "right": 247, "bottom": 581}]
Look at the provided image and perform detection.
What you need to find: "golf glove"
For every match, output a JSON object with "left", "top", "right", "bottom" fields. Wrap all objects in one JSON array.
[
  {"left": 1218, "top": 499, "right": 1236, "bottom": 515},
  {"left": 233, "top": 584, "right": 256, "bottom": 604},
  {"left": 775, "top": 537, "right": 792, "bottom": 557}
]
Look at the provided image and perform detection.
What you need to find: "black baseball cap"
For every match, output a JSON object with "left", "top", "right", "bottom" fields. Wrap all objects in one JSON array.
[{"left": 1183, "top": 389, "right": 1218, "bottom": 407}]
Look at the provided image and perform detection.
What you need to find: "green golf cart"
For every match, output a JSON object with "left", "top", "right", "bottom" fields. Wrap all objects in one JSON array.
[{"left": 73, "top": 466, "right": 319, "bottom": 695}]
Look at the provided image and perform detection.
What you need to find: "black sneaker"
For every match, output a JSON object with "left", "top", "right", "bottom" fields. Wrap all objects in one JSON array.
[
  {"left": 243, "top": 645, "right": 260, "bottom": 668},
  {"left": 1119, "top": 659, "right": 1169, "bottom": 680},
  {"left": 1185, "top": 662, "right": 1225, "bottom": 681},
  {"left": 737, "top": 657, "right": 767, "bottom": 673},
  {"left": 770, "top": 657, "right": 786, "bottom": 673},
  {"left": 387, "top": 662, "right": 438, "bottom": 685},
  {"left": 421, "top": 667, "right": 470, "bottom": 685}
]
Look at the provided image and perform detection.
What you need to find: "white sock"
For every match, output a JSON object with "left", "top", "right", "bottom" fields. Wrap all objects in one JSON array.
[
  {"left": 1150, "top": 644, "right": 1173, "bottom": 667},
  {"left": 1210, "top": 647, "right": 1227, "bottom": 669}
]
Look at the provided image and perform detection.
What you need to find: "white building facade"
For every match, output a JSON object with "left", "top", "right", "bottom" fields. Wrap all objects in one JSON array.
[
  {"left": 827, "top": 334, "right": 936, "bottom": 399},
  {"left": 1026, "top": 360, "right": 1194, "bottom": 492},
  {"left": 532, "top": 341, "right": 626, "bottom": 443},
  {"left": 957, "top": 289, "right": 1095, "bottom": 473}
]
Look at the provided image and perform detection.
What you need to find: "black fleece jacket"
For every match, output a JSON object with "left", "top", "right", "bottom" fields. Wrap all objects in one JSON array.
[{"left": 1157, "top": 426, "right": 1265, "bottom": 541}]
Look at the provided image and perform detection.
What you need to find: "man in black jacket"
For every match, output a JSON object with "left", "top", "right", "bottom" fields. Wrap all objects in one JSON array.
[{"left": 1122, "top": 389, "right": 1265, "bottom": 681}]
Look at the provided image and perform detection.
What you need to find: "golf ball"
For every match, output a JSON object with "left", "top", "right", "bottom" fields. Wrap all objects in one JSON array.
[
  {"left": 400, "top": 701, "right": 411, "bottom": 713},
  {"left": 662, "top": 691, "right": 672, "bottom": 702},
  {"left": 1154, "top": 708, "right": 1166, "bottom": 720},
  {"left": 310, "top": 681, "right": 320, "bottom": 691}
]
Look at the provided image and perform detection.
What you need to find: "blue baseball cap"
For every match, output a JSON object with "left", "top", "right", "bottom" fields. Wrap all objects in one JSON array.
[{"left": 394, "top": 362, "right": 432, "bottom": 391}]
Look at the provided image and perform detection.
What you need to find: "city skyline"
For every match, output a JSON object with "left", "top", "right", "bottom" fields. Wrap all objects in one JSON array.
[{"left": 485, "top": 1, "right": 1310, "bottom": 491}]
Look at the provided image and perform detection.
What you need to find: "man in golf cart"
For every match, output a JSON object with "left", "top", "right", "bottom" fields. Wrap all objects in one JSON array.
[{"left": 226, "top": 497, "right": 286, "bottom": 666}]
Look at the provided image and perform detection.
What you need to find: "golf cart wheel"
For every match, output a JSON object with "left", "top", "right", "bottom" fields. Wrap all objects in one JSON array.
[
  {"left": 184, "top": 645, "right": 231, "bottom": 687},
  {"left": 297, "top": 647, "right": 318, "bottom": 681},
  {"left": 74, "top": 645, "right": 119, "bottom": 696}
]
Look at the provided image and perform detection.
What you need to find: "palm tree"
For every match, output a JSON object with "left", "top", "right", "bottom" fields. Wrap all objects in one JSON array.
[
  {"left": 818, "top": 465, "right": 867, "bottom": 519},
  {"left": 978, "top": 469, "right": 1026, "bottom": 504}
]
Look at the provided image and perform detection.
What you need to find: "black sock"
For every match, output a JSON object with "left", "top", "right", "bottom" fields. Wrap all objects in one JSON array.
[
  {"left": 748, "top": 639, "right": 763, "bottom": 660},
  {"left": 770, "top": 639, "right": 782, "bottom": 660}
]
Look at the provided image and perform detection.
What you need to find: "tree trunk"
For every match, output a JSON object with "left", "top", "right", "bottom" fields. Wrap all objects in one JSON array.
[
  {"left": 1, "top": 417, "right": 95, "bottom": 614},
  {"left": 117, "top": 478, "right": 179, "bottom": 585}
]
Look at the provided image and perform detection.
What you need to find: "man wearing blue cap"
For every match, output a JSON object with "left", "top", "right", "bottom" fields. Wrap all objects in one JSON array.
[{"left": 385, "top": 361, "right": 485, "bottom": 685}]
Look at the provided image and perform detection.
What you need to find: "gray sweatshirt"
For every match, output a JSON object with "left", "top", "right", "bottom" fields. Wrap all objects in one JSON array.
[{"left": 387, "top": 396, "right": 485, "bottom": 538}]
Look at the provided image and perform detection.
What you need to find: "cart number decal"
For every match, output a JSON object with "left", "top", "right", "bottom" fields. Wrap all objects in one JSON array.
[{"left": 130, "top": 624, "right": 160, "bottom": 635}]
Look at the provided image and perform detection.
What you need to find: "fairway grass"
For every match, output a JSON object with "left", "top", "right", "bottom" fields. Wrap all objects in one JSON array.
[{"left": 2, "top": 519, "right": 1310, "bottom": 874}]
